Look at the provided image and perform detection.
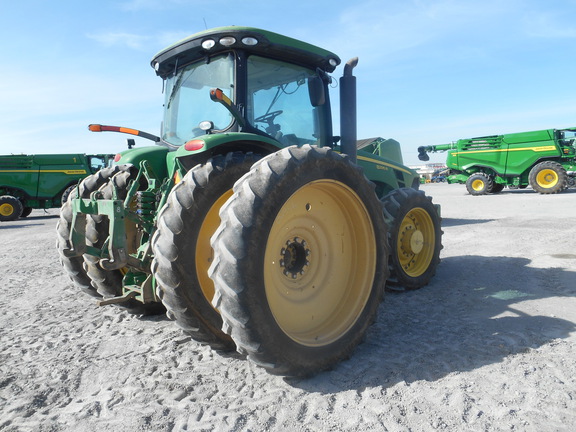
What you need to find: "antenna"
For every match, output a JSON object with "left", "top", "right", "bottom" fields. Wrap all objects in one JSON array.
[{"left": 203, "top": 18, "right": 208, "bottom": 29}]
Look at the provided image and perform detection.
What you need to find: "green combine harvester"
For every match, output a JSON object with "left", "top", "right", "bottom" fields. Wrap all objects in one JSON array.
[
  {"left": 0, "top": 153, "right": 113, "bottom": 221},
  {"left": 57, "top": 26, "right": 443, "bottom": 376},
  {"left": 418, "top": 127, "right": 576, "bottom": 195}
]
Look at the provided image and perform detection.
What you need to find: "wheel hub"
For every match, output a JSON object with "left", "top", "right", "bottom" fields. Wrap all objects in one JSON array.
[
  {"left": 400, "top": 226, "right": 424, "bottom": 255},
  {"left": 279, "top": 237, "right": 310, "bottom": 280},
  {"left": 409, "top": 230, "right": 425, "bottom": 254},
  {"left": 538, "top": 169, "right": 558, "bottom": 186},
  {"left": 0, "top": 204, "right": 14, "bottom": 217},
  {"left": 472, "top": 179, "right": 484, "bottom": 191}
]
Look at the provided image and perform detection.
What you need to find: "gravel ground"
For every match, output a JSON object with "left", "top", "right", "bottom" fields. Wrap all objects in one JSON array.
[{"left": 1, "top": 182, "right": 575, "bottom": 431}]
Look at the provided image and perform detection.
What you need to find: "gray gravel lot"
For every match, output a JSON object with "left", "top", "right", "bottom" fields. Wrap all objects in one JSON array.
[{"left": 1, "top": 182, "right": 574, "bottom": 431}]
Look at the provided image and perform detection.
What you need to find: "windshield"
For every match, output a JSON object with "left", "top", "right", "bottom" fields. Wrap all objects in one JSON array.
[
  {"left": 87, "top": 155, "right": 111, "bottom": 174},
  {"left": 162, "top": 54, "right": 234, "bottom": 146},
  {"left": 559, "top": 129, "right": 576, "bottom": 145},
  {"left": 247, "top": 56, "right": 318, "bottom": 146}
]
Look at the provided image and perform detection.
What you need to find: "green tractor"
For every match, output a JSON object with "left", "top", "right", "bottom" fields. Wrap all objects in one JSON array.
[
  {"left": 58, "top": 27, "right": 442, "bottom": 376},
  {"left": 417, "top": 127, "right": 576, "bottom": 195}
]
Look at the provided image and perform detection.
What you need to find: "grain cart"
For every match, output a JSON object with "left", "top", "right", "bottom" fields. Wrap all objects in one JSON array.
[
  {"left": 0, "top": 153, "right": 113, "bottom": 221},
  {"left": 58, "top": 27, "right": 442, "bottom": 376},
  {"left": 417, "top": 127, "right": 576, "bottom": 195}
]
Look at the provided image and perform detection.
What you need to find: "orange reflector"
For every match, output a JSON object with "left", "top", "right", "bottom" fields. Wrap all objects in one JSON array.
[
  {"left": 184, "top": 139, "right": 205, "bottom": 151},
  {"left": 174, "top": 170, "right": 182, "bottom": 184},
  {"left": 114, "top": 154, "right": 122, "bottom": 162},
  {"left": 210, "top": 88, "right": 222, "bottom": 100},
  {"left": 119, "top": 127, "right": 139, "bottom": 136}
]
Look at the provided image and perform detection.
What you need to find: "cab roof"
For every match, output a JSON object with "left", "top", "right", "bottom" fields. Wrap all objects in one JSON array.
[{"left": 151, "top": 26, "right": 341, "bottom": 79}]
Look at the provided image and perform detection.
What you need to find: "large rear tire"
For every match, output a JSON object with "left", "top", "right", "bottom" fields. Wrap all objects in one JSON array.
[
  {"left": 56, "top": 166, "right": 125, "bottom": 297},
  {"left": 381, "top": 188, "right": 442, "bottom": 291},
  {"left": 529, "top": 161, "right": 567, "bottom": 194},
  {"left": 210, "top": 145, "right": 388, "bottom": 376},
  {"left": 490, "top": 183, "right": 505, "bottom": 194},
  {"left": 20, "top": 207, "right": 33, "bottom": 218},
  {"left": 84, "top": 167, "right": 164, "bottom": 315},
  {"left": 152, "top": 152, "right": 260, "bottom": 351}
]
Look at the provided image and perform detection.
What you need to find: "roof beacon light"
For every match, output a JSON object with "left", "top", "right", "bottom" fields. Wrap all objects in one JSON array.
[
  {"left": 219, "top": 36, "right": 236, "bottom": 46},
  {"left": 241, "top": 37, "right": 258, "bottom": 46}
]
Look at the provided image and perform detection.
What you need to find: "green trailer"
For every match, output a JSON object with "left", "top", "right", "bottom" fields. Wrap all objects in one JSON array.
[
  {"left": 418, "top": 127, "right": 576, "bottom": 195},
  {"left": 0, "top": 153, "right": 114, "bottom": 221},
  {"left": 58, "top": 26, "right": 443, "bottom": 376}
]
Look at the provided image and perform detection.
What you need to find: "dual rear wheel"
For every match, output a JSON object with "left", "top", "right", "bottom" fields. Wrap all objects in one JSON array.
[{"left": 208, "top": 145, "right": 389, "bottom": 376}]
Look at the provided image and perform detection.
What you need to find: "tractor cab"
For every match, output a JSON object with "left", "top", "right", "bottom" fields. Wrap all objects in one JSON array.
[{"left": 152, "top": 27, "right": 341, "bottom": 151}]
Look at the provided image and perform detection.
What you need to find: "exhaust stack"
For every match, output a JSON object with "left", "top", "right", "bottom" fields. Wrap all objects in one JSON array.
[{"left": 339, "top": 57, "right": 358, "bottom": 163}]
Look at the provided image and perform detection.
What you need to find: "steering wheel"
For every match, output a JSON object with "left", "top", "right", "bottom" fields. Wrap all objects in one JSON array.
[{"left": 254, "top": 110, "right": 283, "bottom": 124}]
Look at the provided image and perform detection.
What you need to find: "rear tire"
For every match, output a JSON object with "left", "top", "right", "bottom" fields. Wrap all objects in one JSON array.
[
  {"left": 465, "top": 173, "right": 492, "bottom": 195},
  {"left": 152, "top": 152, "right": 260, "bottom": 350},
  {"left": 0, "top": 196, "right": 23, "bottom": 221},
  {"left": 381, "top": 188, "right": 442, "bottom": 291},
  {"left": 20, "top": 207, "right": 33, "bottom": 218},
  {"left": 529, "top": 161, "right": 567, "bottom": 194},
  {"left": 61, "top": 184, "right": 76, "bottom": 203},
  {"left": 210, "top": 145, "right": 388, "bottom": 376},
  {"left": 490, "top": 183, "right": 504, "bottom": 194},
  {"left": 56, "top": 166, "right": 123, "bottom": 297}
]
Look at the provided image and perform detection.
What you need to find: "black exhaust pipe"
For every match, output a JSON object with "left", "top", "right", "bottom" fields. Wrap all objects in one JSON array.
[{"left": 340, "top": 57, "right": 358, "bottom": 164}]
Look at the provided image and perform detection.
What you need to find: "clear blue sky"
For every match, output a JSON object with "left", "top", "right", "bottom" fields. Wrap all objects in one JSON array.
[{"left": 1, "top": 0, "right": 575, "bottom": 165}]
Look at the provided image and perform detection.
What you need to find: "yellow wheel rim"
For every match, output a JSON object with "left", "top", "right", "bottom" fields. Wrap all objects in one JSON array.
[
  {"left": 263, "top": 180, "right": 376, "bottom": 347},
  {"left": 471, "top": 179, "right": 485, "bottom": 191},
  {"left": 396, "top": 207, "right": 435, "bottom": 278},
  {"left": 196, "top": 190, "right": 233, "bottom": 303},
  {"left": 0, "top": 203, "right": 14, "bottom": 217},
  {"left": 536, "top": 169, "right": 558, "bottom": 188}
]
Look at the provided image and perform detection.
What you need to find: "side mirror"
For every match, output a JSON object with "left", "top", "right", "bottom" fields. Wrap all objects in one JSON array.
[{"left": 308, "top": 76, "right": 325, "bottom": 107}]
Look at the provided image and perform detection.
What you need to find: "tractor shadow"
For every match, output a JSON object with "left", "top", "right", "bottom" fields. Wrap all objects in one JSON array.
[
  {"left": 498, "top": 187, "right": 576, "bottom": 195},
  {"left": 0, "top": 223, "right": 47, "bottom": 229},
  {"left": 292, "top": 255, "right": 576, "bottom": 390},
  {"left": 0, "top": 213, "right": 59, "bottom": 229},
  {"left": 441, "top": 218, "right": 495, "bottom": 227}
]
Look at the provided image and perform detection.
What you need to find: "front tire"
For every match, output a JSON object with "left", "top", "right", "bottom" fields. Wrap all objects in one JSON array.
[
  {"left": 0, "top": 196, "right": 23, "bottom": 221},
  {"left": 210, "top": 145, "right": 388, "bottom": 376},
  {"left": 529, "top": 161, "right": 567, "bottom": 194},
  {"left": 56, "top": 166, "right": 124, "bottom": 296},
  {"left": 152, "top": 152, "right": 260, "bottom": 350},
  {"left": 465, "top": 173, "right": 493, "bottom": 195},
  {"left": 381, "top": 188, "right": 442, "bottom": 291}
]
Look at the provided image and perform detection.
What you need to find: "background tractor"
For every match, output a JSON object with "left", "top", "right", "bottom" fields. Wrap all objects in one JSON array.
[
  {"left": 57, "top": 27, "right": 442, "bottom": 376},
  {"left": 417, "top": 127, "right": 576, "bottom": 195}
]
